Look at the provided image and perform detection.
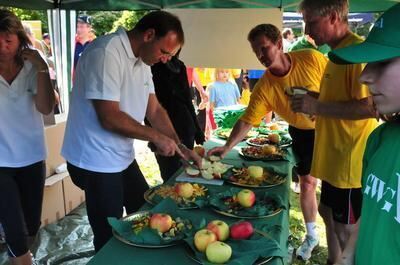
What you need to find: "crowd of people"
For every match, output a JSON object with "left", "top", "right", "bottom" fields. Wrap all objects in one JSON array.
[{"left": 1, "top": 1, "right": 400, "bottom": 265}]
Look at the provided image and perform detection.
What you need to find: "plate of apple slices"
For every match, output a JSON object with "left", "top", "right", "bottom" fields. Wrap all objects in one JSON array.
[
  {"left": 209, "top": 188, "right": 283, "bottom": 219},
  {"left": 144, "top": 183, "right": 208, "bottom": 209},
  {"left": 223, "top": 165, "right": 286, "bottom": 188},
  {"left": 185, "top": 157, "right": 234, "bottom": 180},
  {"left": 239, "top": 145, "right": 288, "bottom": 161},
  {"left": 246, "top": 134, "right": 292, "bottom": 148},
  {"left": 111, "top": 211, "right": 193, "bottom": 248}
]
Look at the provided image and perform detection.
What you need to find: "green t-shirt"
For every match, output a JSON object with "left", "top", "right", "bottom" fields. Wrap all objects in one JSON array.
[
  {"left": 288, "top": 36, "right": 331, "bottom": 55},
  {"left": 355, "top": 122, "right": 400, "bottom": 265}
]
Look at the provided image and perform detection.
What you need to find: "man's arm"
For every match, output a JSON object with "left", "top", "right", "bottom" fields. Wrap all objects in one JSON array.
[
  {"left": 291, "top": 94, "right": 376, "bottom": 120},
  {"left": 92, "top": 99, "right": 178, "bottom": 157},
  {"left": 207, "top": 120, "right": 253, "bottom": 158}
]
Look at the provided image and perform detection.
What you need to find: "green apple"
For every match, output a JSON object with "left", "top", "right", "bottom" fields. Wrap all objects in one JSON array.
[
  {"left": 206, "top": 241, "right": 232, "bottom": 264},
  {"left": 237, "top": 189, "right": 256, "bottom": 208},
  {"left": 247, "top": 165, "right": 264, "bottom": 179},
  {"left": 149, "top": 213, "right": 173, "bottom": 233},
  {"left": 194, "top": 229, "right": 217, "bottom": 252},
  {"left": 174, "top": 182, "right": 194, "bottom": 198},
  {"left": 206, "top": 220, "right": 230, "bottom": 241}
]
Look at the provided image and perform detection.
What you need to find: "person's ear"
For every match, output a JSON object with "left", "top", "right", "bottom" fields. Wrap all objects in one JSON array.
[
  {"left": 143, "top": 29, "right": 155, "bottom": 43},
  {"left": 277, "top": 38, "right": 283, "bottom": 50},
  {"left": 330, "top": 11, "right": 339, "bottom": 25}
]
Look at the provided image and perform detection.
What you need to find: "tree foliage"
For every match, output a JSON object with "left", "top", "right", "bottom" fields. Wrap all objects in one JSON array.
[
  {"left": 1, "top": 7, "right": 49, "bottom": 33},
  {"left": 111, "top": 10, "right": 148, "bottom": 32},
  {"left": 86, "top": 11, "right": 122, "bottom": 36}
]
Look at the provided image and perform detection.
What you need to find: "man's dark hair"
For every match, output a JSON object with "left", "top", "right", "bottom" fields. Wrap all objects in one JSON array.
[
  {"left": 247, "top": 24, "right": 282, "bottom": 44},
  {"left": 134, "top": 11, "right": 184, "bottom": 45}
]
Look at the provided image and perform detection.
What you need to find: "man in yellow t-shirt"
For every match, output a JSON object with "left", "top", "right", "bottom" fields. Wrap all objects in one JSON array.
[
  {"left": 208, "top": 23, "right": 328, "bottom": 260},
  {"left": 291, "top": 1, "right": 379, "bottom": 263}
]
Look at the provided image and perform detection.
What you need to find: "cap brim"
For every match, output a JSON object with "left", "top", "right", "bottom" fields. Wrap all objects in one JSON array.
[{"left": 329, "top": 42, "right": 400, "bottom": 64}]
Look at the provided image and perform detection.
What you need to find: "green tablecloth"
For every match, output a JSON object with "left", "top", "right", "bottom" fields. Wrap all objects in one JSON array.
[{"left": 87, "top": 139, "right": 294, "bottom": 265}]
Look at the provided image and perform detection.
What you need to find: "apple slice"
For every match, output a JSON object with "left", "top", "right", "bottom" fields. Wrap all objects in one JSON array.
[
  {"left": 208, "top": 155, "right": 221, "bottom": 162},
  {"left": 201, "top": 158, "right": 212, "bottom": 170},
  {"left": 201, "top": 169, "right": 214, "bottom": 180},
  {"left": 185, "top": 167, "right": 200, "bottom": 177}
]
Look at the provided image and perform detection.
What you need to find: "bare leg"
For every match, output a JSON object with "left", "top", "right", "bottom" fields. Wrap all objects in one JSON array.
[
  {"left": 335, "top": 222, "right": 359, "bottom": 251},
  {"left": 319, "top": 203, "right": 342, "bottom": 263},
  {"left": 10, "top": 251, "right": 32, "bottom": 265},
  {"left": 299, "top": 174, "right": 318, "bottom": 223}
]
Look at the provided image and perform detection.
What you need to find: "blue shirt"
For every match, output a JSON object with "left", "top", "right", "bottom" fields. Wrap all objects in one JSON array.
[
  {"left": 209, "top": 81, "right": 240, "bottom": 108},
  {"left": 74, "top": 41, "right": 91, "bottom": 69}
]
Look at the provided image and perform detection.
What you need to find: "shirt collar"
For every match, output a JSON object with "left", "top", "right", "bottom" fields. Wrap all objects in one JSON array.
[{"left": 117, "top": 27, "right": 139, "bottom": 63}]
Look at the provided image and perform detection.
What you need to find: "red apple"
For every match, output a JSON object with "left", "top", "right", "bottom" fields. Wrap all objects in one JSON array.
[
  {"left": 237, "top": 189, "right": 256, "bottom": 208},
  {"left": 230, "top": 221, "right": 254, "bottom": 240},
  {"left": 194, "top": 146, "right": 205, "bottom": 157},
  {"left": 206, "top": 241, "right": 232, "bottom": 264},
  {"left": 194, "top": 229, "right": 217, "bottom": 252},
  {"left": 207, "top": 220, "right": 229, "bottom": 241},
  {"left": 149, "top": 213, "right": 173, "bottom": 233},
  {"left": 174, "top": 182, "right": 194, "bottom": 198}
]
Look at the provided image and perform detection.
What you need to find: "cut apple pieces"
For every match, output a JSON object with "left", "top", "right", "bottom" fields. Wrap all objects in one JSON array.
[
  {"left": 208, "top": 155, "right": 221, "bottom": 162},
  {"left": 185, "top": 167, "right": 200, "bottom": 177}
]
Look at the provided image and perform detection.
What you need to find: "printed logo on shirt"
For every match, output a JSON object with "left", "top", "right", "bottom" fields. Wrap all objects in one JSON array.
[{"left": 364, "top": 172, "right": 400, "bottom": 224}]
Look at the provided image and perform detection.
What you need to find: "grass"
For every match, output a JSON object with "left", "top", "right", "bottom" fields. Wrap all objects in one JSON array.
[
  {"left": 134, "top": 140, "right": 328, "bottom": 264},
  {"left": 289, "top": 189, "right": 328, "bottom": 265}
]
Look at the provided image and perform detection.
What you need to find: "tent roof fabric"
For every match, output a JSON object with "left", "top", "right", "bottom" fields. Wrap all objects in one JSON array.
[{"left": 1, "top": 0, "right": 399, "bottom": 12}]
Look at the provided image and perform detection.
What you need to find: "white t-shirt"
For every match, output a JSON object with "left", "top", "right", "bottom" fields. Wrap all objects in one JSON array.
[
  {"left": 62, "top": 28, "right": 155, "bottom": 173},
  {"left": 0, "top": 61, "right": 46, "bottom": 167}
]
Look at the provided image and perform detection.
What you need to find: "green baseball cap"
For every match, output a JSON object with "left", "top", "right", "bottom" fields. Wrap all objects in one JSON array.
[{"left": 329, "top": 3, "right": 400, "bottom": 64}]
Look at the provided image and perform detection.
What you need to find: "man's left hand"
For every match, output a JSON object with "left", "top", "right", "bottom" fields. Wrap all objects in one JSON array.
[
  {"left": 290, "top": 94, "right": 319, "bottom": 115},
  {"left": 176, "top": 144, "right": 202, "bottom": 169}
]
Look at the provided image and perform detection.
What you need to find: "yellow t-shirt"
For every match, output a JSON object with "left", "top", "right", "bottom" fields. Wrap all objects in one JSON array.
[
  {"left": 311, "top": 32, "right": 379, "bottom": 189},
  {"left": 241, "top": 49, "right": 327, "bottom": 129},
  {"left": 195, "top": 68, "right": 215, "bottom": 87},
  {"left": 240, "top": 89, "right": 251, "bottom": 106},
  {"left": 230, "top": 69, "right": 242, "bottom": 79}
]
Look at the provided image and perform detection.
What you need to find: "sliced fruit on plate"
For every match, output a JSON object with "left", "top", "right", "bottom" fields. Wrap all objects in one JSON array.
[
  {"left": 208, "top": 155, "right": 221, "bottom": 162},
  {"left": 185, "top": 167, "right": 200, "bottom": 177}
]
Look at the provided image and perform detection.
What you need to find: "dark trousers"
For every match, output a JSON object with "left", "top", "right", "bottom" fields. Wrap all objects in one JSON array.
[
  {"left": 67, "top": 160, "right": 149, "bottom": 252},
  {"left": 0, "top": 161, "right": 45, "bottom": 257},
  {"left": 155, "top": 154, "right": 182, "bottom": 182}
]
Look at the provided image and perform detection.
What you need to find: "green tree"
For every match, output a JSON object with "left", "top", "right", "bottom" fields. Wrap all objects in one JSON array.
[
  {"left": 2, "top": 7, "right": 49, "bottom": 33},
  {"left": 86, "top": 11, "right": 123, "bottom": 36},
  {"left": 112, "top": 10, "right": 148, "bottom": 32}
]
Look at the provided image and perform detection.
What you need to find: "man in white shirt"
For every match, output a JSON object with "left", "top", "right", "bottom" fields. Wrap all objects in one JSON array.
[{"left": 62, "top": 11, "right": 200, "bottom": 251}]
